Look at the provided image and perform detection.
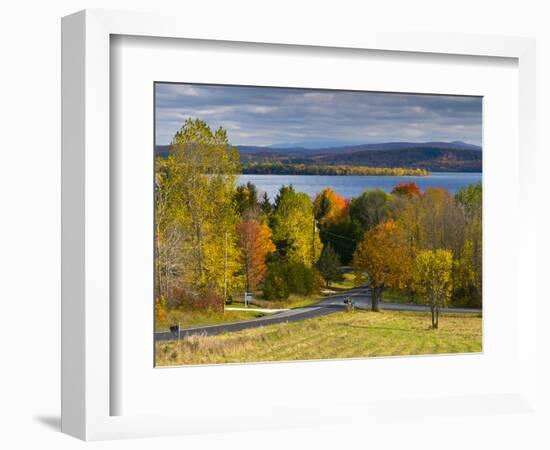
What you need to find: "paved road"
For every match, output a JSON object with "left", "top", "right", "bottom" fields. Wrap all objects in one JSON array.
[{"left": 155, "top": 287, "right": 481, "bottom": 342}]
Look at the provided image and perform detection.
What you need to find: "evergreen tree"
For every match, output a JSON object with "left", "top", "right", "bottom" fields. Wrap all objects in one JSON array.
[
  {"left": 315, "top": 244, "right": 343, "bottom": 287},
  {"left": 260, "top": 192, "right": 272, "bottom": 217}
]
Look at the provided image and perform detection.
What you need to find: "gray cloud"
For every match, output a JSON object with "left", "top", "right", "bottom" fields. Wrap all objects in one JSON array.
[{"left": 155, "top": 83, "right": 482, "bottom": 147}]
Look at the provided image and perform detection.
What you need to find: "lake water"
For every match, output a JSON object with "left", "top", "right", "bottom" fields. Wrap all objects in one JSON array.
[{"left": 238, "top": 172, "right": 482, "bottom": 200}]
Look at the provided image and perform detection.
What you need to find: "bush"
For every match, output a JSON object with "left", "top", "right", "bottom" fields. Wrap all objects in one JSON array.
[
  {"left": 262, "top": 265, "right": 290, "bottom": 300},
  {"left": 262, "top": 262, "right": 321, "bottom": 300},
  {"left": 285, "top": 262, "right": 315, "bottom": 295},
  {"left": 170, "top": 286, "right": 224, "bottom": 312},
  {"left": 155, "top": 296, "right": 167, "bottom": 322}
]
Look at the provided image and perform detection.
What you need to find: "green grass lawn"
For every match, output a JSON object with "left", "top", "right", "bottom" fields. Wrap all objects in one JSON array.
[
  {"left": 382, "top": 289, "right": 414, "bottom": 304},
  {"left": 329, "top": 272, "right": 359, "bottom": 291},
  {"left": 155, "top": 310, "right": 482, "bottom": 366}
]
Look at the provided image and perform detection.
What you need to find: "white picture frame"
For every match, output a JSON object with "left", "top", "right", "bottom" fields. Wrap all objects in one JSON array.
[{"left": 61, "top": 9, "right": 538, "bottom": 441}]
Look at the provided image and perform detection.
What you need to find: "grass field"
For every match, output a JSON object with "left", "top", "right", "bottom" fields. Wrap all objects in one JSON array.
[
  {"left": 328, "top": 272, "right": 359, "bottom": 291},
  {"left": 155, "top": 310, "right": 482, "bottom": 366},
  {"left": 156, "top": 308, "right": 268, "bottom": 331}
]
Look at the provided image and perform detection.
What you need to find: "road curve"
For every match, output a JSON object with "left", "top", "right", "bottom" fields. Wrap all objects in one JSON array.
[{"left": 155, "top": 287, "right": 481, "bottom": 342}]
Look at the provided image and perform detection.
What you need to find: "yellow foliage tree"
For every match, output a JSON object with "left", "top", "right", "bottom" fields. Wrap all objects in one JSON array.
[
  {"left": 414, "top": 249, "right": 453, "bottom": 329},
  {"left": 155, "top": 118, "right": 242, "bottom": 304},
  {"left": 351, "top": 220, "right": 413, "bottom": 311},
  {"left": 351, "top": 220, "right": 414, "bottom": 311}
]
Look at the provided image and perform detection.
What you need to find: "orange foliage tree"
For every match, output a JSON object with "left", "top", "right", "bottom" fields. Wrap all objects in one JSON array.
[
  {"left": 351, "top": 220, "right": 414, "bottom": 311},
  {"left": 313, "top": 188, "right": 348, "bottom": 225},
  {"left": 391, "top": 182, "right": 421, "bottom": 197},
  {"left": 236, "top": 219, "right": 276, "bottom": 292}
]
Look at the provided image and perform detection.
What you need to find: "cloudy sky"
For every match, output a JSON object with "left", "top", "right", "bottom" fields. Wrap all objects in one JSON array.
[{"left": 155, "top": 83, "right": 482, "bottom": 148}]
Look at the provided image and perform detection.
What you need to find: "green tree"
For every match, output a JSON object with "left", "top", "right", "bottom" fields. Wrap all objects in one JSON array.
[
  {"left": 315, "top": 243, "right": 343, "bottom": 287},
  {"left": 455, "top": 183, "right": 482, "bottom": 307},
  {"left": 319, "top": 216, "right": 362, "bottom": 265},
  {"left": 262, "top": 264, "right": 290, "bottom": 300},
  {"left": 235, "top": 182, "right": 260, "bottom": 216},
  {"left": 262, "top": 262, "right": 320, "bottom": 300},
  {"left": 260, "top": 192, "right": 272, "bottom": 217},
  {"left": 415, "top": 249, "right": 453, "bottom": 329},
  {"left": 455, "top": 183, "right": 482, "bottom": 219},
  {"left": 271, "top": 185, "right": 322, "bottom": 266},
  {"left": 349, "top": 189, "right": 392, "bottom": 232}
]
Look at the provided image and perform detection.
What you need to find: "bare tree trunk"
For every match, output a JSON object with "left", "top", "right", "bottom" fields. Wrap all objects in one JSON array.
[
  {"left": 155, "top": 236, "right": 163, "bottom": 300},
  {"left": 431, "top": 306, "right": 435, "bottom": 329},
  {"left": 435, "top": 307, "right": 439, "bottom": 329},
  {"left": 372, "top": 286, "right": 382, "bottom": 312}
]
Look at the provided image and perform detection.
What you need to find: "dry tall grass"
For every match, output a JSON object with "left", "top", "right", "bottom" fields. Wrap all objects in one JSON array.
[{"left": 155, "top": 310, "right": 482, "bottom": 366}]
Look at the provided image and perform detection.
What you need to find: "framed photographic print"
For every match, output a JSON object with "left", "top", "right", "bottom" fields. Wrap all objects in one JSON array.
[{"left": 61, "top": 9, "right": 538, "bottom": 441}]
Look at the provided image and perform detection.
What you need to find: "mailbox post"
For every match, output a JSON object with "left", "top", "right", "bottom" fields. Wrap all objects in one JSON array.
[
  {"left": 169, "top": 323, "right": 180, "bottom": 342},
  {"left": 343, "top": 297, "right": 356, "bottom": 311}
]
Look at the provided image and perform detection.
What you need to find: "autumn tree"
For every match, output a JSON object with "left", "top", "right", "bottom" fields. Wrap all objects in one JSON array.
[
  {"left": 271, "top": 185, "right": 322, "bottom": 266},
  {"left": 313, "top": 188, "right": 348, "bottom": 225},
  {"left": 155, "top": 118, "right": 241, "bottom": 304},
  {"left": 236, "top": 219, "right": 275, "bottom": 292},
  {"left": 391, "top": 182, "right": 421, "bottom": 197},
  {"left": 155, "top": 157, "right": 185, "bottom": 301},
  {"left": 315, "top": 243, "right": 343, "bottom": 287},
  {"left": 414, "top": 249, "right": 453, "bottom": 329},
  {"left": 351, "top": 220, "right": 414, "bottom": 311},
  {"left": 417, "top": 188, "right": 465, "bottom": 255},
  {"left": 349, "top": 189, "right": 392, "bottom": 232}
]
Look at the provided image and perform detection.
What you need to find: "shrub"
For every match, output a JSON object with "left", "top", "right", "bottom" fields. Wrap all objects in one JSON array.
[
  {"left": 155, "top": 296, "right": 167, "bottom": 322},
  {"left": 285, "top": 262, "right": 315, "bottom": 295},
  {"left": 263, "top": 265, "right": 290, "bottom": 300},
  {"left": 262, "top": 262, "right": 321, "bottom": 300},
  {"left": 170, "top": 286, "right": 224, "bottom": 313}
]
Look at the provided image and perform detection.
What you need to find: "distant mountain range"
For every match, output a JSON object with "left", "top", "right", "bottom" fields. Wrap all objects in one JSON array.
[{"left": 155, "top": 141, "right": 482, "bottom": 172}]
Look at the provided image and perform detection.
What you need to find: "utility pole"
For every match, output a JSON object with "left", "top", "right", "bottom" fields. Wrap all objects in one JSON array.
[
  {"left": 223, "top": 230, "right": 227, "bottom": 312},
  {"left": 312, "top": 217, "right": 317, "bottom": 265}
]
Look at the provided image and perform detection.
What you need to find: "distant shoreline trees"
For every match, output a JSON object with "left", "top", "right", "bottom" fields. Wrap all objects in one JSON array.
[{"left": 241, "top": 162, "right": 428, "bottom": 177}]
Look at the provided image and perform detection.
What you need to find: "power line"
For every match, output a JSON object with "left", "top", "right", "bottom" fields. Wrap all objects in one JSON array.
[
  {"left": 319, "top": 229, "right": 361, "bottom": 242},
  {"left": 319, "top": 235, "right": 358, "bottom": 249}
]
